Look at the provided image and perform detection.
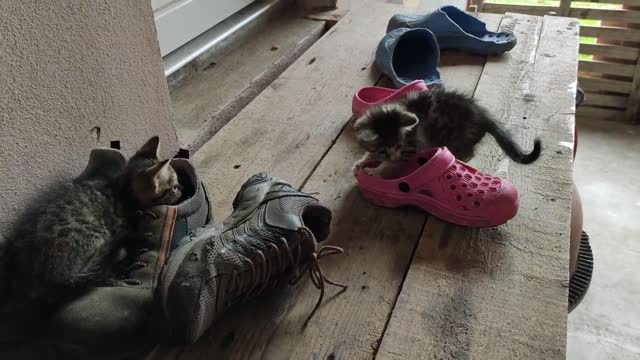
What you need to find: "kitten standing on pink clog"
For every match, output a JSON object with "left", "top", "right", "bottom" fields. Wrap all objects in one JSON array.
[{"left": 352, "top": 87, "right": 541, "bottom": 178}]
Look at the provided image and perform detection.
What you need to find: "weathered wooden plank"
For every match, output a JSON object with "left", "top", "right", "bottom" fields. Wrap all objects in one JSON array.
[
  {"left": 580, "top": 25, "right": 640, "bottom": 41},
  {"left": 573, "top": 0, "right": 640, "bottom": 5},
  {"left": 622, "top": 0, "right": 640, "bottom": 123},
  {"left": 377, "top": 14, "right": 578, "bottom": 360},
  {"left": 482, "top": 3, "right": 558, "bottom": 15},
  {"left": 577, "top": 105, "right": 627, "bottom": 120},
  {"left": 484, "top": 3, "right": 640, "bottom": 21},
  {"left": 625, "top": 52, "right": 640, "bottom": 123},
  {"left": 577, "top": 0, "right": 624, "bottom": 4},
  {"left": 570, "top": 0, "right": 624, "bottom": 4},
  {"left": 579, "top": 75, "right": 633, "bottom": 93},
  {"left": 170, "top": 13, "right": 325, "bottom": 151},
  {"left": 153, "top": 4, "right": 498, "bottom": 360},
  {"left": 579, "top": 43, "right": 639, "bottom": 61},
  {"left": 439, "top": 14, "right": 505, "bottom": 96},
  {"left": 570, "top": 7, "right": 640, "bottom": 22},
  {"left": 584, "top": 92, "right": 629, "bottom": 107},
  {"left": 579, "top": 59, "right": 636, "bottom": 77},
  {"left": 186, "top": 8, "right": 378, "bottom": 221},
  {"left": 305, "top": 7, "right": 349, "bottom": 27},
  {"left": 469, "top": 0, "right": 485, "bottom": 12},
  {"left": 560, "top": 0, "right": 572, "bottom": 16},
  {"left": 297, "top": 0, "right": 338, "bottom": 10}
]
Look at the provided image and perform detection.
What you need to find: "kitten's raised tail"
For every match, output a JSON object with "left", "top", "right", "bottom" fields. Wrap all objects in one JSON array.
[{"left": 487, "top": 122, "right": 541, "bottom": 164}]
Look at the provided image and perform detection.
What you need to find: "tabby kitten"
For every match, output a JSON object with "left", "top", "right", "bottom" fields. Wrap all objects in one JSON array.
[
  {"left": 353, "top": 88, "right": 541, "bottom": 177},
  {"left": 10, "top": 136, "right": 182, "bottom": 303}
]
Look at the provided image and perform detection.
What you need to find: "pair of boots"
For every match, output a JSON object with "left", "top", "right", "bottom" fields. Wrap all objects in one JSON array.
[{"left": 42, "top": 149, "right": 343, "bottom": 358}]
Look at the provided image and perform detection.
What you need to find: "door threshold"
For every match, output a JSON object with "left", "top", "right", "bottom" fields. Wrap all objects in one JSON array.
[{"left": 163, "top": 0, "right": 287, "bottom": 80}]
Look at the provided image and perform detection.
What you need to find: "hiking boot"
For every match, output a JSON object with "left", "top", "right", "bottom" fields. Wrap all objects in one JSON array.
[
  {"left": 49, "top": 154, "right": 212, "bottom": 359},
  {"left": 159, "top": 172, "right": 347, "bottom": 344}
]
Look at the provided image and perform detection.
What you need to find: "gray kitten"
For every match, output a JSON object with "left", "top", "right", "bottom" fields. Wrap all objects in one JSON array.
[
  {"left": 10, "top": 136, "right": 182, "bottom": 303},
  {"left": 353, "top": 88, "right": 541, "bottom": 177}
]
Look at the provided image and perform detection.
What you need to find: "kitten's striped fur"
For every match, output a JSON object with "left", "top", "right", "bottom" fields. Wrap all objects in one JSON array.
[
  {"left": 9, "top": 137, "right": 182, "bottom": 303},
  {"left": 353, "top": 88, "right": 541, "bottom": 177}
]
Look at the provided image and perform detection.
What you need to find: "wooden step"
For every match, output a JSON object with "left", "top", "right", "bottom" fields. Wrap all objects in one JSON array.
[{"left": 170, "top": 12, "right": 325, "bottom": 151}]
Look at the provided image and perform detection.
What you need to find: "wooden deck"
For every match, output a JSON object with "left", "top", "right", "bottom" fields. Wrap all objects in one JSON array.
[{"left": 156, "top": 1, "right": 579, "bottom": 359}]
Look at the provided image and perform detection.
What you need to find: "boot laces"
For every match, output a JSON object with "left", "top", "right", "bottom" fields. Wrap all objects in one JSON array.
[
  {"left": 119, "top": 210, "right": 157, "bottom": 285},
  {"left": 224, "top": 227, "right": 346, "bottom": 327}
]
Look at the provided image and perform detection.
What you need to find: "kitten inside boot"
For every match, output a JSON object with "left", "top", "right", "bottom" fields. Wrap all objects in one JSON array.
[{"left": 2, "top": 136, "right": 185, "bottom": 343}]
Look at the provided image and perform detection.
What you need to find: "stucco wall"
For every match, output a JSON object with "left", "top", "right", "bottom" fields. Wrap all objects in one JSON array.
[{"left": 0, "top": 2, "right": 178, "bottom": 238}]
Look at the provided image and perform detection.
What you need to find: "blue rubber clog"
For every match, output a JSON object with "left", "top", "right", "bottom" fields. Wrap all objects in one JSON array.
[
  {"left": 375, "top": 28, "right": 441, "bottom": 88},
  {"left": 387, "top": 6, "right": 517, "bottom": 55}
]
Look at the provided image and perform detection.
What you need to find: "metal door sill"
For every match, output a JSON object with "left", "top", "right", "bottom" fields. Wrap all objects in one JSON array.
[{"left": 162, "top": 0, "right": 287, "bottom": 78}]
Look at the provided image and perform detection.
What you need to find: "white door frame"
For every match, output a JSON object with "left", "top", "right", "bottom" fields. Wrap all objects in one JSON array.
[{"left": 153, "top": 0, "right": 255, "bottom": 56}]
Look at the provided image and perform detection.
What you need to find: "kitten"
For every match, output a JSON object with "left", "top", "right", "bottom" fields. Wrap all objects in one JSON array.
[
  {"left": 353, "top": 88, "right": 541, "bottom": 177},
  {"left": 9, "top": 136, "right": 182, "bottom": 304}
]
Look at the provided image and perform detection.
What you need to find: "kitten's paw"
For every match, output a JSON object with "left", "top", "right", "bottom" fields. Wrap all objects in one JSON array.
[
  {"left": 353, "top": 158, "right": 382, "bottom": 176},
  {"left": 352, "top": 161, "right": 365, "bottom": 176},
  {"left": 363, "top": 166, "right": 382, "bottom": 177},
  {"left": 103, "top": 278, "right": 123, "bottom": 286}
]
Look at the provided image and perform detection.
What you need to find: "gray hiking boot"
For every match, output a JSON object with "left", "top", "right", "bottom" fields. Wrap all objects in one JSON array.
[
  {"left": 49, "top": 154, "right": 212, "bottom": 359},
  {"left": 159, "top": 172, "right": 346, "bottom": 344}
]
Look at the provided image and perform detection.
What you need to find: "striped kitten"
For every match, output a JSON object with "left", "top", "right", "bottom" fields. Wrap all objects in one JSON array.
[
  {"left": 10, "top": 136, "right": 183, "bottom": 304},
  {"left": 353, "top": 88, "right": 541, "bottom": 177}
]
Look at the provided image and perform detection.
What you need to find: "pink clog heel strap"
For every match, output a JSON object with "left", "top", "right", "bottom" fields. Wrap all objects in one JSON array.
[{"left": 352, "top": 80, "right": 428, "bottom": 118}]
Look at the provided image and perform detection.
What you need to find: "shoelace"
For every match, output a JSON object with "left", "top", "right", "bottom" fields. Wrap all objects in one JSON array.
[
  {"left": 289, "top": 244, "right": 347, "bottom": 327},
  {"left": 121, "top": 249, "right": 150, "bottom": 285},
  {"left": 222, "top": 228, "right": 347, "bottom": 327}
]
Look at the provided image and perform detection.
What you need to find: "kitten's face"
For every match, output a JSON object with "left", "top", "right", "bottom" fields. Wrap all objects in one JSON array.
[
  {"left": 353, "top": 104, "right": 419, "bottom": 161},
  {"left": 126, "top": 136, "right": 183, "bottom": 208}
]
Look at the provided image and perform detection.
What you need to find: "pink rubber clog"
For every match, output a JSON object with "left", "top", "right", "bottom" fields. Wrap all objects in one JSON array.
[
  {"left": 352, "top": 80, "right": 428, "bottom": 118},
  {"left": 355, "top": 147, "right": 519, "bottom": 227}
]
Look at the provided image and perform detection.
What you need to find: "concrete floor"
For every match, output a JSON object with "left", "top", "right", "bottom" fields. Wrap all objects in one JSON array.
[{"left": 567, "top": 118, "right": 640, "bottom": 360}]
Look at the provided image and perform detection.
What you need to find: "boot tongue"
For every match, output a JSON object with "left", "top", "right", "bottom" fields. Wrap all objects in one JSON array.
[
  {"left": 295, "top": 227, "right": 319, "bottom": 262},
  {"left": 75, "top": 148, "right": 127, "bottom": 182}
]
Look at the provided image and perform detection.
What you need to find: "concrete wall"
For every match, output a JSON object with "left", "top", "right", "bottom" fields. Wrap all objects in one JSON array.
[{"left": 0, "top": 2, "right": 178, "bottom": 238}]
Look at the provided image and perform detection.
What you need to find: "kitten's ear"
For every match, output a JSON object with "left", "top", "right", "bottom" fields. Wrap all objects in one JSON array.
[
  {"left": 135, "top": 136, "right": 161, "bottom": 159},
  {"left": 147, "top": 158, "right": 171, "bottom": 177},
  {"left": 352, "top": 116, "right": 367, "bottom": 130},
  {"left": 398, "top": 111, "right": 419, "bottom": 128}
]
